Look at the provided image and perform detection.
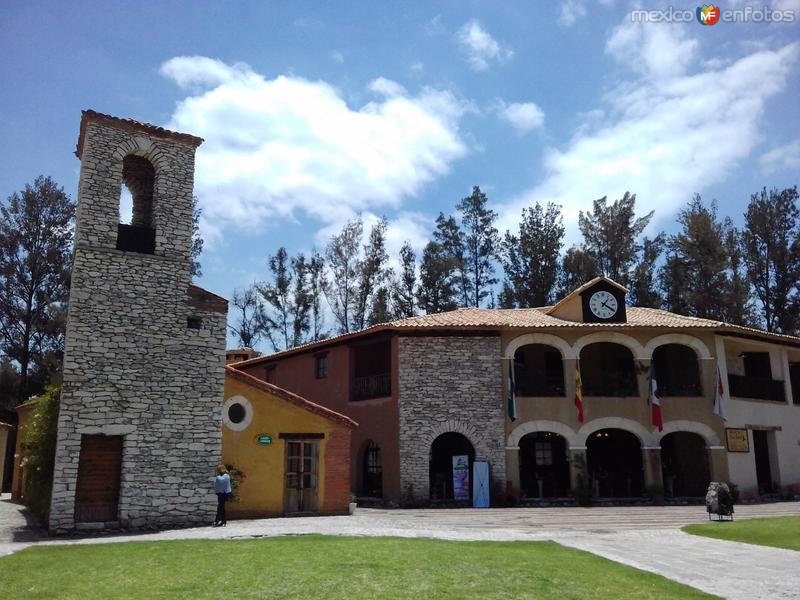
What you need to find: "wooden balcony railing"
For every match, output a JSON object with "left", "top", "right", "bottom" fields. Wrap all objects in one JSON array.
[
  {"left": 728, "top": 374, "right": 786, "bottom": 402},
  {"left": 351, "top": 373, "right": 391, "bottom": 401}
]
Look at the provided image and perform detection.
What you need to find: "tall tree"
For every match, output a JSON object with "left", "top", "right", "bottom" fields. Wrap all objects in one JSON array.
[
  {"left": 629, "top": 234, "right": 665, "bottom": 308},
  {"left": 662, "top": 195, "right": 753, "bottom": 325},
  {"left": 228, "top": 286, "right": 266, "bottom": 349},
  {"left": 189, "top": 196, "right": 203, "bottom": 280},
  {"left": 307, "top": 250, "right": 327, "bottom": 341},
  {"left": 433, "top": 213, "right": 468, "bottom": 307},
  {"left": 391, "top": 241, "right": 417, "bottom": 319},
  {"left": 723, "top": 222, "right": 757, "bottom": 326},
  {"left": 354, "top": 218, "right": 389, "bottom": 331},
  {"left": 325, "top": 219, "right": 362, "bottom": 334},
  {"left": 416, "top": 240, "right": 458, "bottom": 314},
  {"left": 457, "top": 186, "right": 500, "bottom": 307},
  {"left": 325, "top": 217, "right": 389, "bottom": 333},
  {"left": 500, "top": 202, "right": 564, "bottom": 307},
  {"left": 0, "top": 176, "right": 74, "bottom": 401},
  {"left": 558, "top": 246, "right": 598, "bottom": 298},
  {"left": 290, "top": 254, "right": 311, "bottom": 347},
  {"left": 742, "top": 186, "right": 800, "bottom": 334},
  {"left": 578, "top": 192, "right": 653, "bottom": 286},
  {"left": 368, "top": 286, "right": 393, "bottom": 326},
  {"left": 258, "top": 247, "right": 293, "bottom": 351}
]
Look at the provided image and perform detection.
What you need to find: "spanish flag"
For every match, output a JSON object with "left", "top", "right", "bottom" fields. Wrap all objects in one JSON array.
[{"left": 574, "top": 359, "right": 584, "bottom": 423}]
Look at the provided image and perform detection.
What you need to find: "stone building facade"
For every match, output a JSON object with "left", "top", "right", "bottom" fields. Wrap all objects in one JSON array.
[
  {"left": 49, "top": 111, "right": 227, "bottom": 533},
  {"left": 397, "top": 336, "right": 505, "bottom": 500}
]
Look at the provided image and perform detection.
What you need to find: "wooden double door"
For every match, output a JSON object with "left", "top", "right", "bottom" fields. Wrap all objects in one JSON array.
[
  {"left": 284, "top": 440, "right": 319, "bottom": 514},
  {"left": 75, "top": 435, "right": 123, "bottom": 523}
]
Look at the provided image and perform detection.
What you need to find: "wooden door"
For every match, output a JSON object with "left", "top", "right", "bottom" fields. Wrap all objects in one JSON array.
[
  {"left": 752, "top": 430, "right": 773, "bottom": 494},
  {"left": 75, "top": 435, "right": 123, "bottom": 523},
  {"left": 284, "top": 441, "right": 319, "bottom": 514}
]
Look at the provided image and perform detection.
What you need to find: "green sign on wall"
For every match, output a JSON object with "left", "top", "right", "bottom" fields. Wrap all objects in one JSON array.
[{"left": 256, "top": 434, "right": 273, "bottom": 445}]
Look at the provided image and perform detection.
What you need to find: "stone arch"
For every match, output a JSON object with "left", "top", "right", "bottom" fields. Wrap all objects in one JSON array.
[
  {"left": 112, "top": 136, "right": 169, "bottom": 172},
  {"left": 657, "top": 420, "right": 721, "bottom": 447},
  {"left": 504, "top": 333, "right": 574, "bottom": 360},
  {"left": 573, "top": 332, "right": 646, "bottom": 360},
  {"left": 643, "top": 334, "right": 712, "bottom": 360},
  {"left": 507, "top": 420, "right": 578, "bottom": 447},
  {"left": 577, "top": 417, "right": 656, "bottom": 447},
  {"left": 423, "top": 420, "right": 480, "bottom": 453}
]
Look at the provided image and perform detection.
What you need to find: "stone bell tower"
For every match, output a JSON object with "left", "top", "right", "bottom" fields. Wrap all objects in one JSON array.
[{"left": 49, "top": 111, "right": 228, "bottom": 533}]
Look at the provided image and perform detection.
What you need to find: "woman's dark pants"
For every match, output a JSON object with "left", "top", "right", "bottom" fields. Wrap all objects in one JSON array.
[{"left": 215, "top": 493, "right": 227, "bottom": 525}]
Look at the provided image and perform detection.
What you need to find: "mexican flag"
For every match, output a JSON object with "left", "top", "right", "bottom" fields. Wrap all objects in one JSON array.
[
  {"left": 574, "top": 359, "right": 584, "bottom": 423},
  {"left": 713, "top": 366, "right": 727, "bottom": 421},
  {"left": 649, "top": 366, "right": 663, "bottom": 432}
]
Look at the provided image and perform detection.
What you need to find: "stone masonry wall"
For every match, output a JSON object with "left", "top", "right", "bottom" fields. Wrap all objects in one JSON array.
[
  {"left": 398, "top": 336, "right": 505, "bottom": 502},
  {"left": 49, "top": 119, "right": 226, "bottom": 532}
]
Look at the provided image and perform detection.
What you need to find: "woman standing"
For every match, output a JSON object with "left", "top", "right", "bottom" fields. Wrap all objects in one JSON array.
[{"left": 214, "top": 465, "right": 232, "bottom": 526}]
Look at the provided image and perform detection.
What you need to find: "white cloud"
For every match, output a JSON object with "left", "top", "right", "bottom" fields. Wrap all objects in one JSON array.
[
  {"left": 559, "top": 0, "right": 587, "bottom": 27},
  {"left": 760, "top": 140, "right": 800, "bottom": 173},
  {"left": 456, "top": 20, "right": 513, "bottom": 71},
  {"left": 498, "top": 21, "right": 799, "bottom": 243},
  {"left": 606, "top": 19, "right": 699, "bottom": 80},
  {"left": 773, "top": 0, "right": 800, "bottom": 11},
  {"left": 496, "top": 101, "right": 545, "bottom": 133},
  {"left": 160, "top": 57, "right": 469, "bottom": 245}
]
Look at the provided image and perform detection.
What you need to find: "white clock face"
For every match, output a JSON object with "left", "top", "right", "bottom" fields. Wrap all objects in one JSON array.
[{"left": 589, "top": 291, "right": 618, "bottom": 319}]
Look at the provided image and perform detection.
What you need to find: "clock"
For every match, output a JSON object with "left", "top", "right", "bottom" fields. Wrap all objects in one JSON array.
[{"left": 588, "top": 290, "right": 618, "bottom": 319}]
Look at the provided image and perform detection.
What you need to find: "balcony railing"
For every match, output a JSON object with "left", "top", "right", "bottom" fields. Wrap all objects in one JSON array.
[
  {"left": 728, "top": 374, "right": 786, "bottom": 402},
  {"left": 351, "top": 373, "right": 391, "bottom": 401}
]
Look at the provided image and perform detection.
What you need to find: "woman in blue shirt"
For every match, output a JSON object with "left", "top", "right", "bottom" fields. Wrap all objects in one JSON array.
[{"left": 214, "top": 465, "right": 232, "bottom": 526}]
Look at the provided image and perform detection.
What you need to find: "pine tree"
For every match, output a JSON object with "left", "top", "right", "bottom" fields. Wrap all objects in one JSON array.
[
  {"left": 325, "top": 219, "right": 362, "bottom": 333},
  {"left": 742, "top": 186, "right": 800, "bottom": 334},
  {"left": 391, "top": 241, "right": 417, "bottom": 319},
  {"left": 189, "top": 196, "right": 203, "bottom": 280},
  {"left": 290, "top": 254, "right": 311, "bottom": 347},
  {"left": 228, "top": 285, "right": 266, "bottom": 349},
  {"left": 457, "top": 186, "right": 500, "bottom": 307},
  {"left": 558, "top": 246, "right": 598, "bottom": 299},
  {"left": 578, "top": 192, "right": 653, "bottom": 287},
  {"left": 307, "top": 250, "right": 327, "bottom": 341},
  {"left": 258, "top": 247, "right": 294, "bottom": 351},
  {"left": 433, "top": 213, "right": 469, "bottom": 307},
  {"left": 354, "top": 218, "right": 389, "bottom": 331},
  {"left": 629, "top": 234, "right": 665, "bottom": 307},
  {"left": 500, "top": 202, "right": 564, "bottom": 307},
  {"left": 417, "top": 240, "right": 458, "bottom": 314}
]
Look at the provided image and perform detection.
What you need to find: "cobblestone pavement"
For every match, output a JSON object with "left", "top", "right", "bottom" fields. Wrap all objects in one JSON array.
[{"left": 2, "top": 495, "right": 798, "bottom": 599}]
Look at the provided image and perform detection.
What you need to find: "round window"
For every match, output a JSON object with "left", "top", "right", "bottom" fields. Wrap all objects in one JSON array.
[{"left": 228, "top": 403, "right": 246, "bottom": 424}]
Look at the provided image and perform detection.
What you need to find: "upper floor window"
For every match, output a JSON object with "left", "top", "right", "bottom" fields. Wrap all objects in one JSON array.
[
  {"left": 652, "top": 344, "right": 701, "bottom": 396},
  {"left": 117, "top": 155, "right": 156, "bottom": 254},
  {"left": 513, "top": 344, "right": 565, "bottom": 397},
  {"left": 315, "top": 353, "right": 328, "bottom": 379},
  {"left": 351, "top": 339, "right": 391, "bottom": 401},
  {"left": 581, "top": 342, "right": 638, "bottom": 397}
]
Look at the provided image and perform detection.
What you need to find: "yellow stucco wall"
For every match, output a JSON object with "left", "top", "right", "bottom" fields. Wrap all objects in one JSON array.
[{"left": 222, "top": 375, "right": 340, "bottom": 518}]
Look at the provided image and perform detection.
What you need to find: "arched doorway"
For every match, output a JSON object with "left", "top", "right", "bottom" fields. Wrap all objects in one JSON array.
[
  {"left": 586, "top": 428, "right": 643, "bottom": 497},
  {"left": 660, "top": 432, "right": 710, "bottom": 497},
  {"left": 519, "top": 432, "right": 569, "bottom": 498},
  {"left": 429, "top": 432, "right": 474, "bottom": 501},
  {"left": 361, "top": 440, "right": 383, "bottom": 498}
]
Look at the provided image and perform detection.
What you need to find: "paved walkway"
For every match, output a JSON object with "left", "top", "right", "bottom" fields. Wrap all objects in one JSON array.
[{"left": 2, "top": 495, "right": 798, "bottom": 599}]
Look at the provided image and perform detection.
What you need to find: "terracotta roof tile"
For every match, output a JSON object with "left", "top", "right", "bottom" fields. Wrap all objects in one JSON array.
[
  {"left": 76, "top": 109, "right": 204, "bottom": 158},
  {"left": 225, "top": 366, "right": 357, "bottom": 429}
]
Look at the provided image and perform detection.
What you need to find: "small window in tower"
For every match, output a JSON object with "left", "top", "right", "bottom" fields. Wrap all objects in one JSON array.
[{"left": 187, "top": 317, "right": 202, "bottom": 330}]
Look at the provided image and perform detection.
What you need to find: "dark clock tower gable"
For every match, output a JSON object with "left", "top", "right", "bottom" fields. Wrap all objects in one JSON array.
[{"left": 580, "top": 280, "right": 627, "bottom": 323}]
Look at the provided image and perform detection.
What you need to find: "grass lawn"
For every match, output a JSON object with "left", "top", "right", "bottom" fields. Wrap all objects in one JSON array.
[
  {"left": 683, "top": 516, "right": 800, "bottom": 551},
  {"left": 0, "top": 535, "right": 716, "bottom": 599}
]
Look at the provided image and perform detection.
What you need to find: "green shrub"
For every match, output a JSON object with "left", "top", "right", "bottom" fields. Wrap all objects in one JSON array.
[{"left": 24, "top": 384, "right": 61, "bottom": 519}]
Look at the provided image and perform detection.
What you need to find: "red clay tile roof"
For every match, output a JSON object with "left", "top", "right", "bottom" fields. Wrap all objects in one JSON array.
[
  {"left": 225, "top": 366, "right": 358, "bottom": 429},
  {"left": 76, "top": 109, "right": 204, "bottom": 158},
  {"left": 231, "top": 304, "right": 800, "bottom": 367}
]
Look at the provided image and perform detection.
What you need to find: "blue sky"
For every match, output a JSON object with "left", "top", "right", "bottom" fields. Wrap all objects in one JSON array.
[{"left": 1, "top": 1, "right": 799, "bottom": 349}]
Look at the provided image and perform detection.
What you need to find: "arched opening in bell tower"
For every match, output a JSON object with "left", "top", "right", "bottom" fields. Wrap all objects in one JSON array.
[{"left": 117, "top": 155, "right": 156, "bottom": 254}]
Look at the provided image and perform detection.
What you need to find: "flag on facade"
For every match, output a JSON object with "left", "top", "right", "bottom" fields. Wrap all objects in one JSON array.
[
  {"left": 649, "top": 366, "right": 663, "bottom": 432},
  {"left": 507, "top": 359, "right": 517, "bottom": 421},
  {"left": 713, "top": 366, "right": 727, "bottom": 420},
  {"left": 574, "top": 359, "right": 584, "bottom": 423}
]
